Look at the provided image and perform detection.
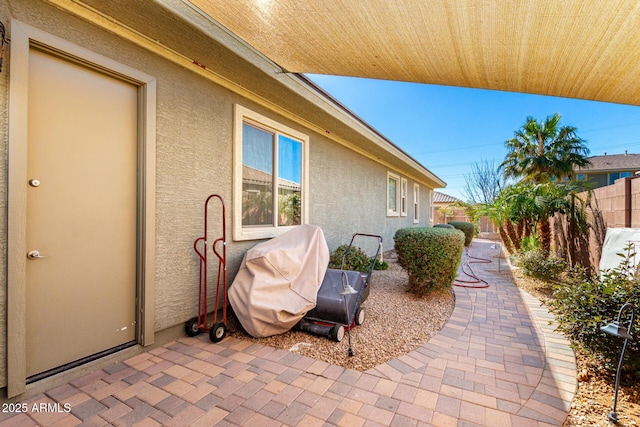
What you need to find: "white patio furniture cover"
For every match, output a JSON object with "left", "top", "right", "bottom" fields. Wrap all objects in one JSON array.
[
  {"left": 599, "top": 227, "right": 640, "bottom": 277},
  {"left": 229, "top": 224, "right": 330, "bottom": 338}
]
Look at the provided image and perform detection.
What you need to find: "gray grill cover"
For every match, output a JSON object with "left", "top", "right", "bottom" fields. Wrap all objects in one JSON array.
[{"left": 229, "top": 224, "right": 329, "bottom": 337}]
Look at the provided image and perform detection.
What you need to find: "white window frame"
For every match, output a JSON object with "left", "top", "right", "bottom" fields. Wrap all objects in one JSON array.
[
  {"left": 233, "top": 104, "right": 309, "bottom": 241},
  {"left": 400, "top": 177, "right": 408, "bottom": 217},
  {"left": 387, "top": 171, "right": 400, "bottom": 217},
  {"left": 413, "top": 183, "right": 420, "bottom": 223}
]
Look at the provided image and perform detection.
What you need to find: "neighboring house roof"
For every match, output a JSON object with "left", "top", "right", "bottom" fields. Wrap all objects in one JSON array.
[
  {"left": 188, "top": 0, "right": 640, "bottom": 106},
  {"left": 433, "top": 191, "right": 460, "bottom": 204},
  {"left": 243, "top": 165, "right": 300, "bottom": 191},
  {"left": 577, "top": 153, "right": 640, "bottom": 173}
]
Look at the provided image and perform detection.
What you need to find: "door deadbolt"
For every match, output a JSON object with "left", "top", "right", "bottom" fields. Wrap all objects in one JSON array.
[{"left": 29, "top": 179, "right": 41, "bottom": 187}]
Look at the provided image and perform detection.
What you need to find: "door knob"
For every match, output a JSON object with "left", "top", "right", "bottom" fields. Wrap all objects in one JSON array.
[{"left": 27, "top": 250, "right": 48, "bottom": 260}]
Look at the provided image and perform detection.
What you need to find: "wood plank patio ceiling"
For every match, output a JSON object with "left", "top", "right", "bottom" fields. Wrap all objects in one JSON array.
[{"left": 188, "top": 0, "right": 640, "bottom": 106}]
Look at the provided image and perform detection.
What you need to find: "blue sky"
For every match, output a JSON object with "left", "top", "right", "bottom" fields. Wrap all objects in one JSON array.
[{"left": 307, "top": 74, "right": 640, "bottom": 201}]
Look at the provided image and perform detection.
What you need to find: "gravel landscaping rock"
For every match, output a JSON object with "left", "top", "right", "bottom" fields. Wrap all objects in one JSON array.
[{"left": 228, "top": 261, "right": 454, "bottom": 372}]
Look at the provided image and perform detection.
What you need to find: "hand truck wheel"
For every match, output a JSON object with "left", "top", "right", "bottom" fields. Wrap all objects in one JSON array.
[
  {"left": 185, "top": 317, "right": 201, "bottom": 337},
  {"left": 209, "top": 322, "right": 227, "bottom": 343}
]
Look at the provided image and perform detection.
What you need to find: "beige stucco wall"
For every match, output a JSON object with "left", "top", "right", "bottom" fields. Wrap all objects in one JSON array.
[
  {"left": 0, "top": 2, "right": 8, "bottom": 393},
  {"left": 0, "top": 0, "right": 436, "bottom": 390},
  {"left": 310, "top": 138, "right": 431, "bottom": 249}
]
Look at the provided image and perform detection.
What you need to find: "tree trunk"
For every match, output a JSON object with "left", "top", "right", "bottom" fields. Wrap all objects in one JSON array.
[
  {"left": 538, "top": 217, "right": 552, "bottom": 258},
  {"left": 517, "top": 218, "right": 525, "bottom": 242},
  {"left": 505, "top": 220, "right": 521, "bottom": 251},
  {"left": 524, "top": 221, "right": 532, "bottom": 238},
  {"left": 498, "top": 225, "right": 515, "bottom": 254}
]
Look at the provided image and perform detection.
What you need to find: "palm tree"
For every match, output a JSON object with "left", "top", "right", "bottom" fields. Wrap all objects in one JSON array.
[
  {"left": 500, "top": 113, "right": 591, "bottom": 184},
  {"left": 473, "top": 199, "right": 516, "bottom": 253},
  {"left": 554, "top": 182, "right": 591, "bottom": 267},
  {"left": 499, "top": 114, "right": 591, "bottom": 257},
  {"left": 529, "top": 183, "right": 570, "bottom": 256},
  {"left": 498, "top": 182, "right": 538, "bottom": 248}
]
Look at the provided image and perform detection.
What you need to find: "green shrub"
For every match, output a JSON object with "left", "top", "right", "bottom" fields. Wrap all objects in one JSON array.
[
  {"left": 328, "top": 245, "right": 388, "bottom": 272},
  {"left": 434, "top": 223, "right": 454, "bottom": 229},
  {"left": 518, "top": 249, "right": 567, "bottom": 282},
  {"left": 521, "top": 235, "right": 540, "bottom": 252},
  {"left": 372, "top": 258, "right": 389, "bottom": 271},
  {"left": 448, "top": 221, "right": 475, "bottom": 246},
  {"left": 394, "top": 227, "right": 465, "bottom": 295},
  {"left": 549, "top": 244, "right": 640, "bottom": 375}
]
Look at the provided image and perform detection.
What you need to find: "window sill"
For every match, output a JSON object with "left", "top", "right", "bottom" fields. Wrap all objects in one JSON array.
[{"left": 233, "top": 225, "right": 300, "bottom": 241}]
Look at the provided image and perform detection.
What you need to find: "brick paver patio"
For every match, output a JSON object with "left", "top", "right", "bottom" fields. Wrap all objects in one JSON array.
[{"left": 0, "top": 239, "right": 577, "bottom": 426}]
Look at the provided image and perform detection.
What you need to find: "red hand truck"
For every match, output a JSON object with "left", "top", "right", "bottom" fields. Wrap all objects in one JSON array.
[{"left": 185, "top": 194, "right": 227, "bottom": 342}]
